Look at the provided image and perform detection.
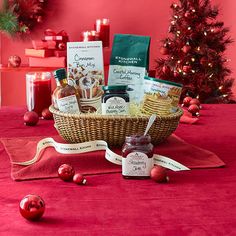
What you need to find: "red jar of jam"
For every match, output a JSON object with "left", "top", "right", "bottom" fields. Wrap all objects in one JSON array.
[{"left": 122, "top": 134, "right": 154, "bottom": 179}]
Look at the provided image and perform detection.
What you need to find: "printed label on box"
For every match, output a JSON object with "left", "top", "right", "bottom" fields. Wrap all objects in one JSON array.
[{"left": 67, "top": 41, "right": 104, "bottom": 101}]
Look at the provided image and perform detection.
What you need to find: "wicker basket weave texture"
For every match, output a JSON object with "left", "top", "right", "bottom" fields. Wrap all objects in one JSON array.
[{"left": 50, "top": 106, "right": 183, "bottom": 147}]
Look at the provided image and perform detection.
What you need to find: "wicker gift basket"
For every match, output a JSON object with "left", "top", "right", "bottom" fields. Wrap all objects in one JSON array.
[{"left": 49, "top": 105, "right": 183, "bottom": 147}]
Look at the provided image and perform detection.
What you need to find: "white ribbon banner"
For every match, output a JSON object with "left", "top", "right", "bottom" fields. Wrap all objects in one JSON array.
[{"left": 12, "top": 137, "right": 190, "bottom": 171}]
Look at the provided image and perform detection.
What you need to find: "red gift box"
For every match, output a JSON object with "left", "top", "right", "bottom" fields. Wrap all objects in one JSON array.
[
  {"left": 28, "top": 57, "right": 66, "bottom": 67},
  {"left": 25, "top": 48, "right": 55, "bottom": 58},
  {"left": 32, "top": 40, "right": 56, "bottom": 50},
  {"left": 54, "top": 50, "right": 67, "bottom": 57}
]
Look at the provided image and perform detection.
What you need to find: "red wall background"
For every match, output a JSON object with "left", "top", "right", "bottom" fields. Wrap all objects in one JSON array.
[{"left": 0, "top": 0, "right": 235, "bottom": 106}]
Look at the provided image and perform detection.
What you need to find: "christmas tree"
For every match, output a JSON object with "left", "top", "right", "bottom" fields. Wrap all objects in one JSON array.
[{"left": 156, "top": 0, "right": 234, "bottom": 103}]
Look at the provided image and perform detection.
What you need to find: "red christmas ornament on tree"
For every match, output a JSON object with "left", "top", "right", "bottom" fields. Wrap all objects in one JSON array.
[
  {"left": 183, "top": 65, "right": 192, "bottom": 72},
  {"left": 58, "top": 164, "right": 75, "bottom": 181},
  {"left": 182, "top": 45, "right": 191, "bottom": 53},
  {"left": 162, "top": 65, "right": 170, "bottom": 73},
  {"left": 19, "top": 194, "right": 45, "bottom": 221},
  {"left": 160, "top": 47, "right": 169, "bottom": 55}
]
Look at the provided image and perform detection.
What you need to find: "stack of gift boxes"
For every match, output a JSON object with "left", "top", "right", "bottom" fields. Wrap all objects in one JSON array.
[{"left": 25, "top": 30, "right": 69, "bottom": 67}]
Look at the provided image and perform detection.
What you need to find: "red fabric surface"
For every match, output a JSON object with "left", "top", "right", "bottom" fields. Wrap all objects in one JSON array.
[
  {"left": 0, "top": 105, "right": 236, "bottom": 235},
  {"left": 1, "top": 134, "right": 224, "bottom": 181}
]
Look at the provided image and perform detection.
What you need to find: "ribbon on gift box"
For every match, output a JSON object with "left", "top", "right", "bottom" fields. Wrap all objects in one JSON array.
[{"left": 43, "top": 29, "right": 69, "bottom": 43}]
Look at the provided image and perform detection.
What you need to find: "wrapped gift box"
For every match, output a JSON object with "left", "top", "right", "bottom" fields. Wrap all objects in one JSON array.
[
  {"left": 28, "top": 57, "right": 66, "bottom": 67},
  {"left": 25, "top": 48, "right": 55, "bottom": 58}
]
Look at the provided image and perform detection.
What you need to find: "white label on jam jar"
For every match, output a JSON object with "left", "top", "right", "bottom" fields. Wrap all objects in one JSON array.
[
  {"left": 122, "top": 152, "right": 153, "bottom": 177},
  {"left": 57, "top": 95, "right": 80, "bottom": 113},
  {"left": 102, "top": 97, "right": 129, "bottom": 115}
]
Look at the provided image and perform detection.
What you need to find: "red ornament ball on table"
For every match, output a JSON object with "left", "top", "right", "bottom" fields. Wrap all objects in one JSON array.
[
  {"left": 24, "top": 111, "right": 39, "bottom": 126},
  {"left": 182, "top": 96, "right": 192, "bottom": 107},
  {"left": 188, "top": 104, "right": 200, "bottom": 116},
  {"left": 58, "top": 164, "right": 75, "bottom": 181},
  {"left": 150, "top": 165, "right": 169, "bottom": 183},
  {"left": 42, "top": 108, "right": 53, "bottom": 120},
  {"left": 190, "top": 98, "right": 201, "bottom": 107},
  {"left": 73, "top": 173, "right": 87, "bottom": 185},
  {"left": 8, "top": 55, "right": 21, "bottom": 68},
  {"left": 19, "top": 194, "right": 45, "bottom": 221}
]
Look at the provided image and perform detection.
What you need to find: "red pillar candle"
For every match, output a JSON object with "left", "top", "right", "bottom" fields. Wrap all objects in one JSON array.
[
  {"left": 80, "top": 30, "right": 99, "bottom": 42},
  {"left": 94, "top": 18, "right": 110, "bottom": 48},
  {"left": 26, "top": 72, "right": 52, "bottom": 116}
]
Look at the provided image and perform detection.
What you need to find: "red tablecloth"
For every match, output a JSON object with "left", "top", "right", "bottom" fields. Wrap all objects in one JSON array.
[{"left": 0, "top": 105, "right": 236, "bottom": 235}]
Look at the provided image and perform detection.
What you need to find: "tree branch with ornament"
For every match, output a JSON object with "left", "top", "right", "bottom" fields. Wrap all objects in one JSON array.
[
  {"left": 0, "top": 0, "right": 47, "bottom": 37},
  {"left": 156, "top": 0, "right": 235, "bottom": 103}
]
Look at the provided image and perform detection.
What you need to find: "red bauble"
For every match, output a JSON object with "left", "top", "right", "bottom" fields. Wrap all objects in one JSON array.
[
  {"left": 184, "top": 11, "right": 191, "bottom": 18},
  {"left": 190, "top": 98, "right": 201, "bottom": 107},
  {"left": 73, "top": 173, "right": 87, "bottom": 185},
  {"left": 182, "top": 45, "right": 191, "bottom": 53},
  {"left": 182, "top": 96, "right": 192, "bottom": 107},
  {"left": 58, "top": 42, "right": 66, "bottom": 50},
  {"left": 42, "top": 108, "right": 53, "bottom": 120},
  {"left": 188, "top": 104, "right": 200, "bottom": 116},
  {"left": 150, "top": 165, "right": 168, "bottom": 183},
  {"left": 160, "top": 47, "right": 169, "bottom": 55},
  {"left": 174, "top": 71, "right": 179, "bottom": 77},
  {"left": 24, "top": 111, "right": 39, "bottom": 126},
  {"left": 8, "top": 55, "right": 21, "bottom": 68},
  {"left": 58, "top": 164, "right": 75, "bottom": 181},
  {"left": 183, "top": 65, "right": 192, "bottom": 72},
  {"left": 200, "top": 57, "right": 208, "bottom": 65},
  {"left": 37, "top": 16, "right": 43, "bottom": 23},
  {"left": 19, "top": 194, "right": 45, "bottom": 221},
  {"left": 162, "top": 65, "right": 170, "bottom": 74}
]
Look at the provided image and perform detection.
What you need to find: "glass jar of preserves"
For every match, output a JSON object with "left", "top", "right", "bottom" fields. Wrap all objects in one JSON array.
[
  {"left": 102, "top": 85, "right": 129, "bottom": 115},
  {"left": 122, "top": 134, "right": 154, "bottom": 179}
]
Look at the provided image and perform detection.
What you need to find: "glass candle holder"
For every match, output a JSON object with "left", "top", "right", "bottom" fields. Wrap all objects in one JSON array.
[
  {"left": 94, "top": 18, "right": 110, "bottom": 48},
  {"left": 26, "top": 72, "right": 52, "bottom": 116},
  {"left": 80, "top": 30, "right": 99, "bottom": 42}
]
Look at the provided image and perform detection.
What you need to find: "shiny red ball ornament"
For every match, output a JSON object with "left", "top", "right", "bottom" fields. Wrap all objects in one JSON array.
[
  {"left": 58, "top": 42, "right": 66, "bottom": 50},
  {"left": 182, "top": 45, "right": 191, "bottom": 53},
  {"left": 200, "top": 57, "right": 208, "bottom": 65},
  {"left": 160, "top": 47, "right": 169, "bottom": 55},
  {"left": 162, "top": 65, "right": 170, "bottom": 74},
  {"left": 182, "top": 96, "right": 192, "bottom": 107},
  {"left": 150, "top": 165, "right": 169, "bottom": 183},
  {"left": 73, "top": 173, "right": 87, "bottom": 185},
  {"left": 19, "top": 194, "right": 45, "bottom": 221},
  {"left": 184, "top": 11, "right": 191, "bottom": 18},
  {"left": 188, "top": 104, "right": 200, "bottom": 116},
  {"left": 190, "top": 98, "right": 201, "bottom": 107},
  {"left": 8, "top": 55, "right": 21, "bottom": 68},
  {"left": 58, "top": 164, "right": 75, "bottom": 181},
  {"left": 183, "top": 65, "right": 192, "bottom": 72},
  {"left": 42, "top": 108, "right": 53, "bottom": 120},
  {"left": 174, "top": 71, "right": 179, "bottom": 77},
  {"left": 24, "top": 111, "right": 39, "bottom": 126}
]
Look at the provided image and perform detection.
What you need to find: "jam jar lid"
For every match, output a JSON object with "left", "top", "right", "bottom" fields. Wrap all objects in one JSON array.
[
  {"left": 125, "top": 134, "right": 151, "bottom": 145},
  {"left": 102, "top": 85, "right": 128, "bottom": 91}
]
